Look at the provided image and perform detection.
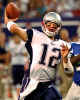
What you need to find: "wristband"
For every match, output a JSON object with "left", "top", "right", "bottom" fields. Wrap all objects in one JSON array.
[{"left": 7, "top": 21, "right": 15, "bottom": 31}]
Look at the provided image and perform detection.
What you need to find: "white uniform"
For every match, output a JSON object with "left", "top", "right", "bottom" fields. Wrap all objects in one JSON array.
[{"left": 20, "top": 29, "right": 71, "bottom": 98}]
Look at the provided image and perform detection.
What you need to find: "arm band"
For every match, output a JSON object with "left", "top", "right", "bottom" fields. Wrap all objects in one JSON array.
[{"left": 7, "top": 21, "right": 16, "bottom": 31}]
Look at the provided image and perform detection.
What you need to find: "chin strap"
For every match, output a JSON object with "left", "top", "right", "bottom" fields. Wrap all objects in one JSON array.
[{"left": 41, "top": 21, "right": 61, "bottom": 38}]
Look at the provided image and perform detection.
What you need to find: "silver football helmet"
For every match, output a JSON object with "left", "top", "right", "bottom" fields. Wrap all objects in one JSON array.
[{"left": 42, "top": 12, "right": 62, "bottom": 37}]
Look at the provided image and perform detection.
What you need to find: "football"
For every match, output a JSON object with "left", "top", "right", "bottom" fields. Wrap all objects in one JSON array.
[{"left": 6, "top": 2, "right": 20, "bottom": 19}]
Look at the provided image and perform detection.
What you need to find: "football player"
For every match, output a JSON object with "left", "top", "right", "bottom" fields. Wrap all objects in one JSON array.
[
  {"left": 63, "top": 41, "right": 80, "bottom": 100},
  {"left": 4, "top": 10, "right": 71, "bottom": 100}
]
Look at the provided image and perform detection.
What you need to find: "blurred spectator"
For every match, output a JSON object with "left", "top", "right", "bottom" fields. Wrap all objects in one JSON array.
[
  {"left": 0, "top": 32, "right": 11, "bottom": 100},
  {"left": 71, "top": 34, "right": 79, "bottom": 42},
  {"left": 59, "top": 28, "right": 71, "bottom": 42},
  {"left": 43, "top": 0, "right": 57, "bottom": 12},
  {"left": 0, "top": 0, "right": 80, "bottom": 19},
  {"left": 25, "top": 0, "right": 38, "bottom": 18},
  {"left": 71, "top": 25, "right": 80, "bottom": 42},
  {"left": 72, "top": 0, "right": 80, "bottom": 16},
  {"left": 74, "top": 0, "right": 80, "bottom": 9},
  {"left": 35, "top": 0, "right": 47, "bottom": 17},
  {"left": 57, "top": 0, "right": 75, "bottom": 12},
  {"left": 57, "top": 0, "right": 70, "bottom": 13},
  {"left": 0, "top": 32, "right": 11, "bottom": 65},
  {"left": 7, "top": 35, "right": 29, "bottom": 100},
  {"left": 20, "top": 0, "right": 29, "bottom": 13},
  {"left": 57, "top": 0, "right": 75, "bottom": 17},
  {"left": 16, "top": 0, "right": 29, "bottom": 18}
]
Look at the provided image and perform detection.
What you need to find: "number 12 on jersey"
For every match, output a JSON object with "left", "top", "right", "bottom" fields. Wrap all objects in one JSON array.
[{"left": 39, "top": 44, "right": 61, "bottom": 68}]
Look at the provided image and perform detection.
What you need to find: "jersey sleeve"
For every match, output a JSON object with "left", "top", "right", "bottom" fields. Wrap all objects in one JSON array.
[
  {"left": 26, "top": 29, "right": 33, "bottom": 43},
  {"left": 68, "top": 42, "right": 80, "bottom": 57}
]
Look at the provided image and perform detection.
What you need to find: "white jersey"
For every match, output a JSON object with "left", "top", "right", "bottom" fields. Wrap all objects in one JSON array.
[
  {"left": 25, "top": 29, "right": 70, "bottom": 82},
  {"left": 19, "top": 29, "right": 71, "bottom": 98}
]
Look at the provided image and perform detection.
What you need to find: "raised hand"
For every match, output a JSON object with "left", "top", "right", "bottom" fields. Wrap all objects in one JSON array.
[{"left": 61, "top": 44, "right": 69, "bottom": 59}]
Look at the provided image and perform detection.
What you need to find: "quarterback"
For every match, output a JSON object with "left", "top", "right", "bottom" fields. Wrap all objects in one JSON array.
[{"left": 5, "top": 10, "right": 71, "bottom": 100}]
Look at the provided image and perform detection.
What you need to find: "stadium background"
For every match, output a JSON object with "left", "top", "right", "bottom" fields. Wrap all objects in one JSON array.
[{"left": 0, "top": 0, "right": 80, "bottom": 100}]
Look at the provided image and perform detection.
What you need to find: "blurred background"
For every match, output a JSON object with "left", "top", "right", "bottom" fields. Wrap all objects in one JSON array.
[{"left": 0, "top": 0, "right": 80, "bottom": 100}]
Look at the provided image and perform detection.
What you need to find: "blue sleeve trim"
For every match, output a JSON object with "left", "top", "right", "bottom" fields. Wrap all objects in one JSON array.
[{"left": 27, "top": 29, "right": 33, "bottom": 43}]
